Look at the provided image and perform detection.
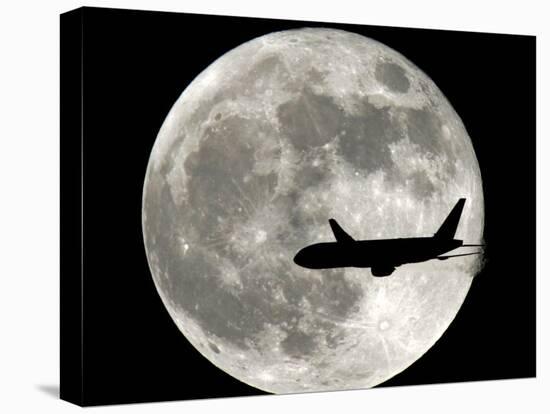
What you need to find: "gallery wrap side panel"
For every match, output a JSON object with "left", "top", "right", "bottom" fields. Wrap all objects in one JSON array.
[{"left": 60, "top": 7, "right": 84, "bottom": 407}]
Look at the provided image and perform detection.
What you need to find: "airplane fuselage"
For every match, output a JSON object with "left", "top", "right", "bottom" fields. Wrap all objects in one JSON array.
[{"left": 293, "top": 237, "right": 463, "bottom": 271}]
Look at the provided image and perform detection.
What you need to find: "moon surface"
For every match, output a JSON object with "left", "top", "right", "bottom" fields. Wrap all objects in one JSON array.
[{"left": 142, "top": 28, "right": 484, "bottom": 394}]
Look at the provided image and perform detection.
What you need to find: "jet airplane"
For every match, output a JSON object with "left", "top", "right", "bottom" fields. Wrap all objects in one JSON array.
[{"left": 293, "top": 198, "right": 483, "bottom": 277}]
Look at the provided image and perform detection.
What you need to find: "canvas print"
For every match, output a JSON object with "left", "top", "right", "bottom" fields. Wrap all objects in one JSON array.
[{"left": 60, "top": 7, "right": 536, "bottom": 406}]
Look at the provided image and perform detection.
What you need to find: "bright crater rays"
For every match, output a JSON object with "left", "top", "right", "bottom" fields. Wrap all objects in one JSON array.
[{"left": 142, "top": 28, "right": 484, "bottom": 393}]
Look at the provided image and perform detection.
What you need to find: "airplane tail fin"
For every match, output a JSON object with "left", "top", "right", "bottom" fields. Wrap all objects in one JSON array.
[{"left": 433, "top": 198, "right": 466, "bottom": 240}]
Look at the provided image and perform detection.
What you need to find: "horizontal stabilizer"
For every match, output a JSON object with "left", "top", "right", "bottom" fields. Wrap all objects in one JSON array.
[
  {"left": 329, "top": 219, "right": 355, "bottom": 243},
  {"left": 436, "top": 252, "right": 482, "bottom": 261}
]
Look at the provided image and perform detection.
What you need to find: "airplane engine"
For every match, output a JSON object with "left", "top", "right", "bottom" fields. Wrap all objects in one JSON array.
[{"left": 371, "top": 265, "right": 395, "bottom": 277}]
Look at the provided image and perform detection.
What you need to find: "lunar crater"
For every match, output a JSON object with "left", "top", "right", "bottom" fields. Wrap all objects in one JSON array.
[{"left": 375, "top": 61, "right": 411, "bottom": 93}]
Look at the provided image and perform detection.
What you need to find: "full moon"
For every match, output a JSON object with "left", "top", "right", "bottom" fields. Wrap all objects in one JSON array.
[{"left": 142, "top": 28, "right": 484, "bottom": 393}]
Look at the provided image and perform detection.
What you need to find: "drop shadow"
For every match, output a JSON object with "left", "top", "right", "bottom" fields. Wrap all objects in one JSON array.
[{"left": 36, "top": 384, "right": 59, "bottom": 399}]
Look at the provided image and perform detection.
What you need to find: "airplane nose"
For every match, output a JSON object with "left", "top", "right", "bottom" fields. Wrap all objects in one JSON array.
[{"left": 293, "top": 249, "right": 305, "bottom": 266}]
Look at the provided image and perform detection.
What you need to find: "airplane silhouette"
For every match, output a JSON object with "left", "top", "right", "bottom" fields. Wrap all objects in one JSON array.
[{"left": 293, "top": 198, "right": 483, "bottom": 277}]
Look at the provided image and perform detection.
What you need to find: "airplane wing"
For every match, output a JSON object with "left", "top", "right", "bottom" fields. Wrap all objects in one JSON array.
[
  {"left": 436, "top": 252, "right": 482, "bottom": 261},
  {"left": 328, "top": 219, "right": 355, "bottom": 243}
]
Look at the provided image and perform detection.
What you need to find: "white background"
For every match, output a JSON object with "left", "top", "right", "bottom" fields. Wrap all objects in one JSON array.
[{"left": 0, "top": 0, "right": 547, "bottom": 412}]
